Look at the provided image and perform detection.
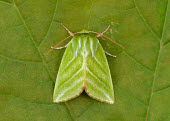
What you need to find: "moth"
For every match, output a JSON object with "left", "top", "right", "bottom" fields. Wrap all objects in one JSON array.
[{"left": 49, "top": 24, "right": 124, "bottom": 104}]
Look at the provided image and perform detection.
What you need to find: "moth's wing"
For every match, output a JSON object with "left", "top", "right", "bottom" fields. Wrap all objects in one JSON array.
[
  {"left": 53, "top": 42, "right": 84, "bottom": 103},
  {"left": 85, "top": 43, "right": 114, "bottom": 104}
]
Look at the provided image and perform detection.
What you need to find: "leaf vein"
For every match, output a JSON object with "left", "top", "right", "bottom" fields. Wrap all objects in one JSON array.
[
  {"left": 134, "top": 0, "right": 161, "bottom": 41},
  {"left": 145, "top": 1, "right": 169, "bottom": 120},
  {"left": 12, "top": 1, "right": 76, "bottom": 120},
  {"left": 13, "top": 0, "right": 55, "bottom": 81},
  {"left": 154, "top": 87, "right": 170, "bottom": 94},
  {"left": 116, "top": 86, "right": 147, "bottom": 106},
  {"left": 0, "top": 0, "right": 12, "bottom": 5},
  {"left": 123, "top": 51, "right": 154, "bottom": 73},
  {"left": 38, "top": 0, "right": 58, "bottom": 47},
  {"left": 0, "top": 54, "right": 42, "bottom": 63}
]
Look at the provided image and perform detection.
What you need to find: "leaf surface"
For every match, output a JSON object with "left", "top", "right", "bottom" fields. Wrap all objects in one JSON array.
[{"left": 0, "top": 0, "right": 169, "bottom": 121}]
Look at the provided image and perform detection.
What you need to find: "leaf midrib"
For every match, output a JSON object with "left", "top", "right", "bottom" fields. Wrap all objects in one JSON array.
[{"left": 144, "top": 1, "right": 169, "bottom": 121}]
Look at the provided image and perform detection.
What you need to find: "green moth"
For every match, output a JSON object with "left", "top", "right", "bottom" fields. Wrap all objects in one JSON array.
[{"left": 49, "top": 24, "right": 124, "bottom": 104}]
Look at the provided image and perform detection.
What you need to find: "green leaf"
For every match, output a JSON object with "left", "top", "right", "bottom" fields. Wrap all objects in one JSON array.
[{"left": 0, "top": 0, "right": 169, "bottom": 121}]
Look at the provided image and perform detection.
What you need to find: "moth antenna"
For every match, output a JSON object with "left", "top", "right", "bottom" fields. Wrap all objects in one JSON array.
[
  {"left": 47, "top": 35, "right": 72, "bottom": 54},
  {"left": 100, "top": 34, "right": 124, "bottom": 49},
  {"left": 88, "top": 31, "right": 124, "bottom": 49},
  {"left": 61, "top": 23, "right": 75, "bottom": 36},
  {"left": 96, "top": 25, "right": 110, "bottom": 37}
]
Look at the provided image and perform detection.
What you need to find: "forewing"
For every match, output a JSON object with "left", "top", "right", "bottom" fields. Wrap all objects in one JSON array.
[
  {"left": 85, "top": 43, "right": 114, "bottom": 104},
  {"left": 53, "top": 42, "right": 84, "bottom": 103}
]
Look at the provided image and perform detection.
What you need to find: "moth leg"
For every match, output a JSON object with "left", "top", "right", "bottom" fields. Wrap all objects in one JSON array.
[
  {"left": 47, "top": 36, "right": 72, "bottom": 54},
  {"left": 104, "top": 50, "right": 116, "bottom": 57},
  {"left": 88, "top": 30, "right": 124, "bottom": 49},
  {"left": 96, "top": 25, "right": 110, "bottom": 37},
  {"left": 51, "top": 41, "right": 71, "bottom": 49},
  {"left": 51, "top": 46, "right": 66, "bottom": 49},
  {"left": 61, "top": 23, "right": 75, "bottom": 36}
]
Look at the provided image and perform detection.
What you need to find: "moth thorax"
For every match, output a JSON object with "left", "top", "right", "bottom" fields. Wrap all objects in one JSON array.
[{"left": 72, "top": 35, "right": 98, "bottom": 58}]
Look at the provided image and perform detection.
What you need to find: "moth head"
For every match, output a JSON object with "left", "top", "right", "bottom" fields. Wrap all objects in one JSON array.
[{"left": 80, "top": 30, "right": 89, "bottom": 34}]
